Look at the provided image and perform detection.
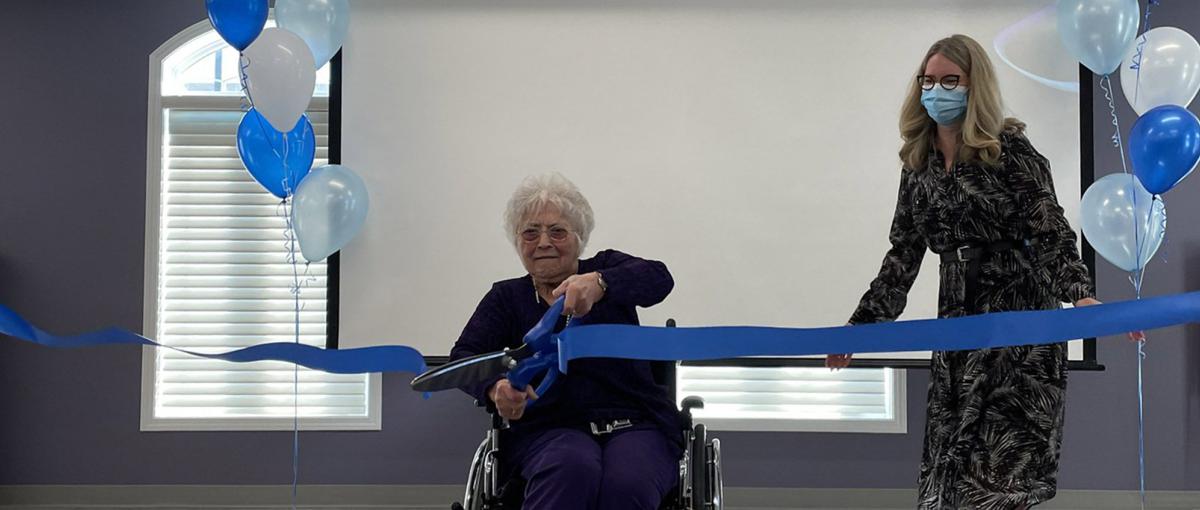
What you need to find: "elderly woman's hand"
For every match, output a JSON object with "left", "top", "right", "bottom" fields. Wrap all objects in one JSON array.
[
  {"left": 489, "top": 379, "right": 538, "bottom": 420},
  {"left": 553, "top": 272, "right": 606, "bottom": 317}
]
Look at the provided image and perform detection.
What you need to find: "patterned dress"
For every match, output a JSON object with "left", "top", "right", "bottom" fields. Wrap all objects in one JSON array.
[{"left": 849, "top": 130, "right": 1095, "bottom": 509}]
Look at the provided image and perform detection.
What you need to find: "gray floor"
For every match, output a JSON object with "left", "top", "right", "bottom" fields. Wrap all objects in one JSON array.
[{"left": 2, "top": 486, "right": 1200, "bottom": 510}]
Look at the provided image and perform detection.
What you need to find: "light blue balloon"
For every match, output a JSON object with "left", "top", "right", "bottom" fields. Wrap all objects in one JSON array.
[
  {"left": 1080, "top": 173, "right": 1166, "bottom": 272},
  {"left": 276, "top": 0, "right": 350, "bottom": 69},
  {"left": 1056, "top": 0, "right": 1140, "bottom": 75},
  {"left": 292, "top": 165, "right": 370, "bottom": 263}
]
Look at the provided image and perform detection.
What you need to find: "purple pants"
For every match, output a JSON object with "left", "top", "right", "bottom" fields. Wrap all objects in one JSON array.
[{"left": 508, "top": 424, "right": 679, "bottom": 510}]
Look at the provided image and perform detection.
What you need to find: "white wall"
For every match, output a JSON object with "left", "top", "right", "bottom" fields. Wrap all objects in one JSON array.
[{"left": 339, "top": 0, "right": 1083, "bottom": 360}]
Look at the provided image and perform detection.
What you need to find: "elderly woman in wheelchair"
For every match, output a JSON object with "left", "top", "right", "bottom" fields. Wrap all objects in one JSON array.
[{"left": 442, "top": 173, "right": 720, "bottom": 510}]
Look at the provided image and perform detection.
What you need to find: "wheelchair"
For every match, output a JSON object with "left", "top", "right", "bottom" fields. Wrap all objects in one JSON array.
[{"left": 451, "top": 323, "right": 723, "bottom": 510}]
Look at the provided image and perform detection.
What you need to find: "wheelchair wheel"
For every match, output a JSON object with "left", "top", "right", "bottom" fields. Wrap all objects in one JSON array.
[
  {"left": 690, "top": 423, "right": 707, "bottom": 510},
  {"left": 457, "top": 436, "right": 489, "bottom": 510}
]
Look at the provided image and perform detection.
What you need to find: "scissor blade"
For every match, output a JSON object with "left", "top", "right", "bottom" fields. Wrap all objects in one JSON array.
[{"left": 410, "top": 350, "right": 512, "bottom": 392}]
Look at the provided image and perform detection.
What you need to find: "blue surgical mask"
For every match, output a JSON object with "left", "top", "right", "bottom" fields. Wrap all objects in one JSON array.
[{"left": 921, "top": 87, "right": 968, "bottom": 125}]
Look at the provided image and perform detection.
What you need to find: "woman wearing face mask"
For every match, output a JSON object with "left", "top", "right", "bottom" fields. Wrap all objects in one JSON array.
[{"left": 825, "top": 34, "right": 1127, "bottom": 509}]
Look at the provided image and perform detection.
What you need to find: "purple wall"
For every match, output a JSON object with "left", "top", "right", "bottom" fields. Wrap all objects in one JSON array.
[{"left": 1, "top": 0, "right": 1196, "bottom": 491}]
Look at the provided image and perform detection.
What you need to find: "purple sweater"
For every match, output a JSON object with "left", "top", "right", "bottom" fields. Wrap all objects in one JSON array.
[{"left": 449, "top": 249, "right": 683, "bottom": 445}]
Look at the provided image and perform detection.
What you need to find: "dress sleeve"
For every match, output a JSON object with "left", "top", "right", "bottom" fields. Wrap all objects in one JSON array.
[
  {"left": 1007, "top": 135, "right": 1095, "bottom": 303},
  {"left": 849, "top": 168, "right": 928, "bottom": 324}
]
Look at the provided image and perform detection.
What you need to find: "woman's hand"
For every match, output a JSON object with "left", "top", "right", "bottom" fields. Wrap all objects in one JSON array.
[
  {"left": 826, "top": 353, "right": 853, "bottom": 370},
  {"left": 489, "top": 378, "right": 538, "bottom": 420},
  {"left": 1074, "top": 297, "right": 1145, "bottom": 342},
  {"left": 826, "top": 322, "right": 855, "bottom": 370},
  {"left": 553, "top": 272, "right": 606, "bottom": 317}
]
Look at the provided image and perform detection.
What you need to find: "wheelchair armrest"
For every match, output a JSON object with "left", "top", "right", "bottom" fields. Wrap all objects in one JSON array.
[
  {"left": 681, "top": 395, "right": 705, "bottom": 416},
  {"left": 476, "top": 396, "right": 498, "bottom": 413}
]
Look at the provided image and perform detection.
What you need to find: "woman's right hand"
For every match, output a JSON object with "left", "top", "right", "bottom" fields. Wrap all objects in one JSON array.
[
  {"left": 489, "top": 378, "right": 538, "bottom": 420},
  {"left": 826, "top": 322, "right": 854, "bottom": 370},
  {"left": 826, "top": 353, "right": 853, "bottom": 370}
]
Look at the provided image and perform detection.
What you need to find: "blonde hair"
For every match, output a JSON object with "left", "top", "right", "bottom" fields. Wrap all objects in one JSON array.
[
  {"left": 503, "top": 172, "right": 595, "bottom": 250},
  {"left": 899, "top": 34, "right": 1025, "bottom": 170}
]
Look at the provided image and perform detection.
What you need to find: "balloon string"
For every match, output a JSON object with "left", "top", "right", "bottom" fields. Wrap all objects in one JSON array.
[
  {"left": 1129, "top": 179, "right": 1145, "bottom": 294},
  {"left": 1130, "top": 0, "right": 1162, "bottom": 107},
  {"left": 1100, "top": 75, "right": 1131, "bottom": 175},
  {"left": 281, "top": 193, "right": 303, "bottom": 510},
  {"left": 238, "top": 53, "right": 254, "bottom": 113},
  {"left": 1135, "top": 196, "right": 1166, "bottom": 272},
  {"left": 1132, "top": 271, "right": 1147, "bottom": 510},
  {"left": 1137, "top": 338, "right": 1147, "bottom": 510},
  {"left": 1112, "top": 49, "right": 1154, "bottom": 504},
  {"left": 277, "top": 125, "right": 300, "bottom": 510},
  {"left": 241, "top": 53, "right": 290, "bottom": 171},
  {"left": 1155, "top": 197, "right": 1169, "bottom": 265},
  {"left": 1124, "top": 45, "right": 1155, "bottom": 499},
  {"left": 281, "top": 132, "right": 293, "bottom": 198}
]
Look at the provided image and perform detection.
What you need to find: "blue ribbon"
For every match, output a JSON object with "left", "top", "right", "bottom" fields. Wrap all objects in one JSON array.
[
  {"left": 8, "top": 291, "right": 1200, "bottom": 378},
  {"left": 555, "top": 291, "right": 1200, "bottom": 371},
  {"left": 0, "top": 304, "right": 427, "bottom": 375}
]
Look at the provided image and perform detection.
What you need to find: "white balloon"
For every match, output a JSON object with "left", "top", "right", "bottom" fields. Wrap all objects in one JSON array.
[
  {"left": 1121, "top": 26, "right": 1200, "bottom": 116},
  {"left": 242, "top": 27, "right": 316, "bottom": 133}
]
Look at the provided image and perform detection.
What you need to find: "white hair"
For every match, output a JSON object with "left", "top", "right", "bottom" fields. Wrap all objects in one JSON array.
[{"left": 503, "top": 172, "right": 595, "bottom": 250}]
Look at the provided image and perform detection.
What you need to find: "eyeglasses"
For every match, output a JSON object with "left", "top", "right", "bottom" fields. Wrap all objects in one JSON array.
[
  {"left": 918, "top": 74, "right": 963, "bottom": 91},
  {"left": 519, "top": 225, "right": 573, "bottom": 243}
]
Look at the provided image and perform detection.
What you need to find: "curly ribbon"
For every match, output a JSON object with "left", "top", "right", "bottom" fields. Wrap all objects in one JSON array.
[
  {"left": 239, "top": 53, "right": 254, "bottom": 113},
  {"left": 1099, "top": 75, "right": 1133, "bottom": 173},
  {"left": 1129, "top": 0, "right": 1161, "bottom": 107}
]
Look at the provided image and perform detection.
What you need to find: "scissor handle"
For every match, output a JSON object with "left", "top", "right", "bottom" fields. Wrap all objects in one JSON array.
[
  {"left": 523, "top": 296, "right": 565, "bottom": 353},
  {"left": 508, "top": 352, "right": 554, "bottom": 391},
  {"left": 508, "top": 301, "right": 586, "bottom": 403}
]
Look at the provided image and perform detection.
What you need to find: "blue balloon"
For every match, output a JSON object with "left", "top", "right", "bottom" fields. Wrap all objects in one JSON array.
[
  {"left": 1080, "top": 173, "right": 1166, "bottom": 272},
  {"left": 206, "top": 0, "right": 269, "bottom": 51},
  {"left": 236, "top": 108, "right": 316, "bottom": 199},
  {"left": 276, "top": 0, "right": 351, "bottom": 69},
  {"left": 1130, "top": 104, "right": 1200, "bottom": 195},
  {"left": 292, "top": 165, "right": 370, "bottom": 263},
  {"left": 1056, "top": 0, "right": 1140, "bottom": 75}
]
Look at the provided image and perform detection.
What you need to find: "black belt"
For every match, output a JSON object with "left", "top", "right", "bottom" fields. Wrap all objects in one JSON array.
[{"left": 938, "top": 239, "right": 1040, "bottom": 312}]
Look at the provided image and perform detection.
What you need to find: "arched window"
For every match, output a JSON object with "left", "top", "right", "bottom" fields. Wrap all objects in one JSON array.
[{"left": 142, "top": 20, "right": 377, "bottom": 431}]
